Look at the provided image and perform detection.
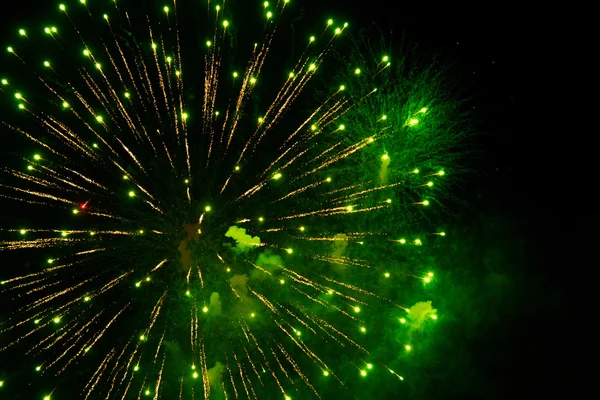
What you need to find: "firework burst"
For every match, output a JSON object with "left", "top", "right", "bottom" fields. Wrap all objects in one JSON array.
[{"left": 0, "top": 1, "right": 462, "bottom": 398}]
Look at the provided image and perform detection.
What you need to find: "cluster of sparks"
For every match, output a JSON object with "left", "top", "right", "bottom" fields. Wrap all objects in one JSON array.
[{"left": 0, "top": 1, "right": 447, "bottom": 399}]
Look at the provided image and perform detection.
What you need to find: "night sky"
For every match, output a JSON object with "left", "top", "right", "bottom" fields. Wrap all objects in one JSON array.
[{"left": 0, "top": 0, "right": 584, "bottom": 398}]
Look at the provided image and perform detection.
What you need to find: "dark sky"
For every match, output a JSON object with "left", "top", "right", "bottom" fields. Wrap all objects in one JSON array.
[{"left": 0, "top": 0, "right": 583, "bottom": 398}]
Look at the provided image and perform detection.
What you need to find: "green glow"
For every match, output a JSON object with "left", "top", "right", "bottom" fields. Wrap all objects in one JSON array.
[
  {"left": 400, "top": 318, "right": 406, "bottom": 323},
  {"left": 7, "top": 47, "right": 14, "bottom": 53},
  {"left": 286, "top": 248, "right": 293, "bottom": 254},
  {"left": 145, "top": 389, "right": 151, "bottom": 396},
  {"left": 408, "top": 118, "right": 419, "bottom": 126},
  {"left": 384, "top": 272, "right": 390, "bottom": 278},
  {"left": 431, "top": 314, "right": 438, "bottom": 319},
  {"left": 339, "top": 124, "right": 345, "bottom": 130},
  {"left": 53, "top": 316, "right": 60, "bottom": 323},
  {"left": 273, "top": 172, "right": 282, "bottom": 180},
  {"left": 424, "top": 277, "right": 431, "bottom": 283},
  {"left": 205, "top": 205, "right": 212, "bottom": 212},
  {"left": 382, "top": 55, "right": 389, "bottom": 62},
  {"left": 381, "top": 154, "right": 389, "bottom": 161},
  {"left": 128, "top": 191, "right": 135, "bottom": 197},
  {"left": 327, "top": 19, "right": 333, "bottom": 25},
  {"left": 193, "top": 371, "right": 198, "bottom": 378},
  {"left": 354, "top": 68, "right": 361, "bottom": 75},
  {"left": 19, "top": 29, "right": 26, "bottom": 36},
  {"left": 19, "top": 229, "right": 26, "bottom": 234},
  {"left": 84, "top": 296, "right": 90, "bottom": 302},
  {"left": 405, "top": 345, "right": 412, "bottom": 351},
  {"left": 299, "top": 226, "right": 305, "bottom": 231},
  {"left": 140, "top": 334, "right": 146, "bottom": 341},
  {"left": 422, "top": 200, "right": 429, "bottom": 206},
  {"left": 0, "top": 380, "right": 3, "bottom": 387},
  {"left": 438, "top": 170, "right": 445, "bottom": 176},
  {"left": 360, "top": 327, "right": 366, "bottom": 332},
  {"left": 323, "top": 370, "right": 329, "bottom": 376},
  {"left": 360, "top": 370, "right": 367, "bottom": 376},
  {"left": 353, "top": 306, "right": 360, "bottom": 313},
  {"left": 1, "top": 79, "right": 7, "bottom": 85},
  {"left": 203, "top": 306, "right": 209, "bottom": 313},
  {"left": 134, "top": 365, "right": 139, "bottom": 371},
  {"left": 36, "top": 366, "right": 41, "bottom": 371},
  {"left": 223, "top": 20, "right": 229, "bottom": 28},
  {"left": 420, "top": 107, "right": 428, "bottom": 113},
  {"left": 258, "top": 217, "right": 264, "bottom": 222},
  {"left": 62, "top": 101, "right": 69, "bottom": 108},
  {"left": 163, "top": 6, "right": 169, "bottom": 13},
  {"left": 47, "top": 259, "right": 54, "bottom": 264},
  {"left": 367, "top": 363, "right": 373, "bottom": 369}
]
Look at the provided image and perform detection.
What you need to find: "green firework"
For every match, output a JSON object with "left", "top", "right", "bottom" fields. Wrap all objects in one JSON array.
[{"left": 0, "top": 1, "right": 464, "bottom": 399}]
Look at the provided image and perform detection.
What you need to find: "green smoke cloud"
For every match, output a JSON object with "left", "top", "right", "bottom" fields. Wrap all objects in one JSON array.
[{"left": 224, "top": 226, "right": 261, "bottom": 253}]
